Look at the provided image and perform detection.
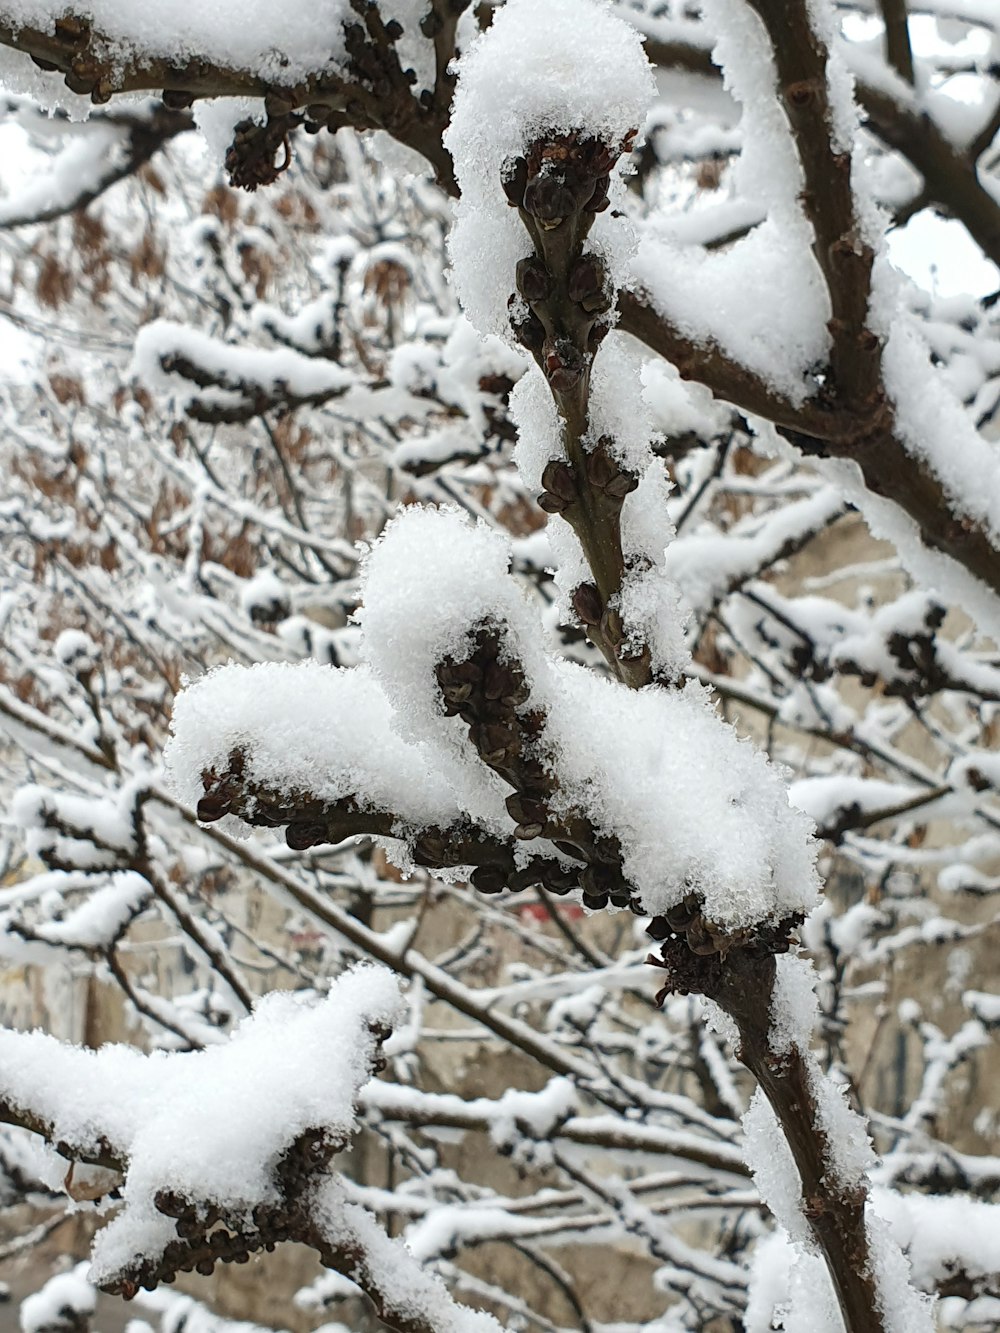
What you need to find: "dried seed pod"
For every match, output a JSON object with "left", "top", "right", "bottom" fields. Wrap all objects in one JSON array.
[
  {"left": 646, "top": 916, "right": 671, "bottom": 941},
  {"left": 538, "top": 490, "right": 571, "bottom": 514},
  {"left": 384, "top": 17, "right": 403, "bottom": 39},
  {"left": 155, "top": 1190, "right": 188, "bottom": 1218},
  {"left": 515, "top": 758, "right": 550, "bottom": 792},
  {"left": 413, "top": 833, "right": 448, "bottom": 868},
  {"left": 505, "top": 792, "right": 548, "bottom": 825},
  {"left": 441, "top": 681, "right": 473, "bottom": 704},
  {"left": 665, "top": 895, "right": 700, "bottom": 931},
  {"left": 686, "top": 919, "right": 718, "bottom": 955},
  {"left": 514, "top": 821, "right": 544, "bottom": 840},
  {"left": 476, "top": 722, "right": 518, "bottom": 766},
  {"left": 54, "top": 14, "right": 90, "bottom": 45},
  {"left": 581, "top": 864, "right": 612, "bottom": 896},
  {"left": 483, "top": 660, "right": 514, "bottom": 702},
  {"left": 451, "top": 660, "right": 483, "bottom": 684},
  {"left": 501, "top": 678, "right": 531, "bottom": 707},
  {"left": 582, "top": 889, "right": 609, "bottom": 911}
]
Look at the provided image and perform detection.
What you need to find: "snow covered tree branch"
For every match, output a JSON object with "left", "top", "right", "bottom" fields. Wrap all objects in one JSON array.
[{"left": 0, "top": 1, "right": 999, "bottom": 1331}]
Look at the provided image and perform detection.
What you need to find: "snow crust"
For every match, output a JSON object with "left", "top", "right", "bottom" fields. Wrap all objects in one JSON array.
[
  {"left": 632, "top": 223, "right": 830, "bottom": 406},
  {"left": 313, "top": 1179, "right": 505, "bottom": 1333},
  {"left": 133, "top": 322, "right": 355, "bottom": 405},
  {"left": 23, "top": 871, "right": 151, "bottom": 951},
  {"left": 874, "top": 273, "right": 1000, "bottom": 546}
]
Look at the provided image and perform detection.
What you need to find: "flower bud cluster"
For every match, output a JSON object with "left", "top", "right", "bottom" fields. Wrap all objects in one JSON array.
[
  {"left": 645, "top": 903, "right": 803, "bottom": 1008},
  {"left": 435, "top": 624, "right": 638, "bottom": 910}
]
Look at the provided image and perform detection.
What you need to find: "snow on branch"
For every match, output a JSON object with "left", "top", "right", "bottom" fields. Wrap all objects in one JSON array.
[
  {"left": 0, "top": 1, "right": 459, "bottom": 189},
  {"left": 619, "top": 0, "right": 1000, "bottom": 633},
  {"left": 133, "top": 321, "right": 360, "bottom": 423},
  {"left": 172, "top": 506, "right": 818, "bottom": 934},
  {"left": 444, "top": 0, "right": 653, "bottom": 338},
  {"left": 0, "top": 102, "right": 193, "bottom": 227},
  {"left": 0, "top": 0, "right": 355, "bottom": 89},
  {"left": 166, "top": 657, "right": 508, "bottom": 843},
  {"left": 0, "top": 964, "right": 505, "bottom": 1332}
]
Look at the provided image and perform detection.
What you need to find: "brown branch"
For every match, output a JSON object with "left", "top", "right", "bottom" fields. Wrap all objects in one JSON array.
[
  {"left": 0, "top": 11, "right": 457, "bottom": 192},
  {"left": 640, "top": 29, "right": 1000, "bottom": 272},
  {"left": 748, "top": 0, "right": 884, "bottom": 423},
  {"left": 504, "top": 130, "right": 656, "bottom": 687},
  {"left": 0, "top": 103, "right": 194, "bottom": 227},
  {"left": 2, "top": 12, "right": 997, "bottom": 609},
  {"left": 618, "top": 259, "right": 1000, "bottom": 612},
  {"left": 861, "top": 81, "right": 1000, "bottom": 269},
  {"left": 435, "top": 623, "right": 637, "bottom": 907},
  {"left": 0, "top": 1098, "right": 123, "bottom": 1174},
  {"left": 878, "top": 0, "right": 915, "bottom": 85},
  {"left": 650, "top": 938, "right": 893, "bottom": 1333}
]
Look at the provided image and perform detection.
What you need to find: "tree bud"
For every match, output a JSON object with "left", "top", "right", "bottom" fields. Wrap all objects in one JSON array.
[
  {"left": 471, "top": 866, "right": 507, "bottom": 894},
  {"left": 510, "top": 307, "right": 545, "bottom": 353},
  {"left": 545, "top": 341, "right": 586, "bottom": 392},
  {"left": 541, "top": 459, "right": 576, "bottom": 503},
  {"left": 567, "top": 254, "right": 605, "bottom": 305},
  {"left": 516, "top": 256, "right": 552, "bottom": 304},
  {"left": 572, "top": 582, "right": 603, "bottom": 626},
  {"left": 523, "top": 173, "right": 575, "bottom": 226},
  {"left": 501, "top": 156, "right": 528, "bottom": 208},
  {"left": 584, "top": 176, "right": 610, "bottom": 212}
]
